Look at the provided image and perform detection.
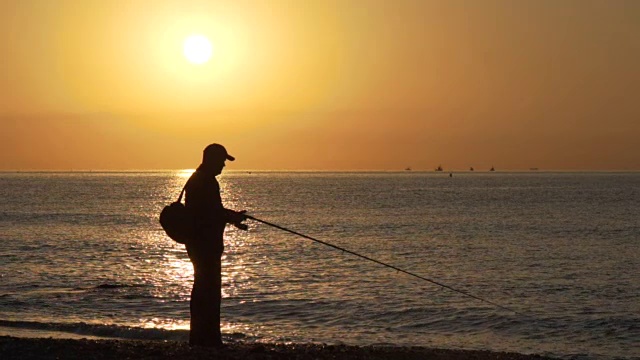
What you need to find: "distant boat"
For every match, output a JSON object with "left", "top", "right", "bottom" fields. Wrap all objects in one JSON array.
[
  {"left": 405, "top": 167, "right": 412, "bottom": 171},
  {"left": 489, "top": 166, "right": 495, "bottom": 172},
  {"left": 435, "top": 165, "right": 443, "bottom": 172},
  {"left": 469, "top": 167, "right": 474, "bottom": 171}
]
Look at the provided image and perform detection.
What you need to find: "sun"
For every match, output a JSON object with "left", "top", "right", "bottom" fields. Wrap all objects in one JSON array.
[{"left": 183, "top": 34, "right": 213, "bottom": 65}]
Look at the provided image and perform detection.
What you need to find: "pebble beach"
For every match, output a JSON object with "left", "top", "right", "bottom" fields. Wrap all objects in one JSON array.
[{"left": 0, "top": 336, "right": 558, "bottom": 360}]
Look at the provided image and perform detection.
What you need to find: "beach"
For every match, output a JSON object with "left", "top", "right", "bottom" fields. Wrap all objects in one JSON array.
[{"left": 0, "top": 336, "right": 558, "bottom": 360}]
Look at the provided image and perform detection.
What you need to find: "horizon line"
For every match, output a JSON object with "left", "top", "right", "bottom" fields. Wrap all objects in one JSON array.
[{"left": 1, "top": 169, "right": 639, "bottom": 173}]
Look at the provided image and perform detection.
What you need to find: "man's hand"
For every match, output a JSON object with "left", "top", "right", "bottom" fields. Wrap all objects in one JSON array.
[{"left": 227, "top": 209, "right": 248, "bottom": 230}]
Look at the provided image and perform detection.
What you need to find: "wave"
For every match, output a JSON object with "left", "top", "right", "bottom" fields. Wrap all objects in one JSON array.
[
  {"left": 93, "top": 283, "right": 148, "bottom": 290},
  {"left": 0, "top": 319, "right": 188, "bottom": 341}
]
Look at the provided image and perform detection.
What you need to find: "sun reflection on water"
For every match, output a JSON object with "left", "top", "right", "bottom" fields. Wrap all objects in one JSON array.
[
  {"left": 177, "top": 169, "right": 196, "bottom": 179},
  {"left": 163, "top": 253, "right": 193, "bottom": 285},
  {"left": 221, "top": 227, "right": 253, "bottom": 299},
  {"left": 141, "top": 318, "right": 190, "bottom": 331}
]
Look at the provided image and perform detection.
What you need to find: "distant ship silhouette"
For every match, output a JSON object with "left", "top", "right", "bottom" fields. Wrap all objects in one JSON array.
[
  {"left": 435, "top": 165, "right": 443, "bottom": 172},
  {"left": 490, "top": 166, "right": 495, "bottom": 172}
]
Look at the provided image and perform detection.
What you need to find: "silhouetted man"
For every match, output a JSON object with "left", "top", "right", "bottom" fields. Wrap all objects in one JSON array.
[{"left": 184, "top": 143, "right": 247, "bottom": 348}]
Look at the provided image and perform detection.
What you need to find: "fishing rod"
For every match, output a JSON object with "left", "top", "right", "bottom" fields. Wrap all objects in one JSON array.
[{"left": 246, "top": 215, "right": 527, "bottom": 317}]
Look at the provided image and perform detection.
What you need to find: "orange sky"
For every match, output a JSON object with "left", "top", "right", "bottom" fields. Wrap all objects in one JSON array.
[{"left": 1, "top": 0, "right": 639, "bottom": 170}]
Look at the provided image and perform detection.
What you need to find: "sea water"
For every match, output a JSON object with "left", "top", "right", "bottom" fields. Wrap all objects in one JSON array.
[{"left": 0, "top": 171, "right": 638, "bottom": 359}]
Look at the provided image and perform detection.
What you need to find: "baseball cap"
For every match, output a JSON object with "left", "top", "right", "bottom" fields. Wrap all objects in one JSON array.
[{"left": 203, "top": 143, "right": 235, "bottom": 162}]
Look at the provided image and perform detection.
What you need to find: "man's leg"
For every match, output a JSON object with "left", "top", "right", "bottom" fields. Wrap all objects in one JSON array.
[
  {"left": 208, "top": 257, "right": 223, "bottom": 347},
  {"left": 189, "top": 257, "right": 222, "bottom": 347}
]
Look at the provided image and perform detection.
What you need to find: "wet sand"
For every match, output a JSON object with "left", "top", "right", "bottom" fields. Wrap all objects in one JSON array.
[{"left": 0, "top": 336, "right": 558, "bottom": 360}]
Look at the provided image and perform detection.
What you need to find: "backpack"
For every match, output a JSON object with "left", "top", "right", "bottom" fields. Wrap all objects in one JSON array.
[{"left": 159, "top": 185, "right": 194, "bottom": 244}]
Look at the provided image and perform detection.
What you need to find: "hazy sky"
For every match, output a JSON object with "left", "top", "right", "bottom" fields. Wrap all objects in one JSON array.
[{"left": 1, "top": 0, "right": 638, "bottom": 170}]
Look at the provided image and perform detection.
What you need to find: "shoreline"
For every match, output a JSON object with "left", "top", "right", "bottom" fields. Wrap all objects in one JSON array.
[{"left": 0, "top": 336, "right": 559, "bottom": 360}]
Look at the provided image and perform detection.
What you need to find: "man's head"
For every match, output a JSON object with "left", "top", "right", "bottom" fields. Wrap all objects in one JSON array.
[{"left": 201, "top": 143, "right": 235, "bottom": 175}]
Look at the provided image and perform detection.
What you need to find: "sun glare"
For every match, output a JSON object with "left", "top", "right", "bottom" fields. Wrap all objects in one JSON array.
[{"left": 183, "top": 34, "right": 213, "bottom": 64}]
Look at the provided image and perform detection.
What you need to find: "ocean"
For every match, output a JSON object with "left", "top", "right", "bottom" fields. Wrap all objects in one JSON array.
[{"left": 0, "top": 171, "right": 638, "bottom": 359}]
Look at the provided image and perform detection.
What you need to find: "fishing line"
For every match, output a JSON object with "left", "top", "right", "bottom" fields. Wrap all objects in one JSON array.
[{"left": 246, "top": 215, "right": 528, "bottom": 317}]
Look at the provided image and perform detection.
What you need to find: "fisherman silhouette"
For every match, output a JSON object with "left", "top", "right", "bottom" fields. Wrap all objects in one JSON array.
[{"left": 184, "top": 143, "right": 247, "bottom": 348}]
